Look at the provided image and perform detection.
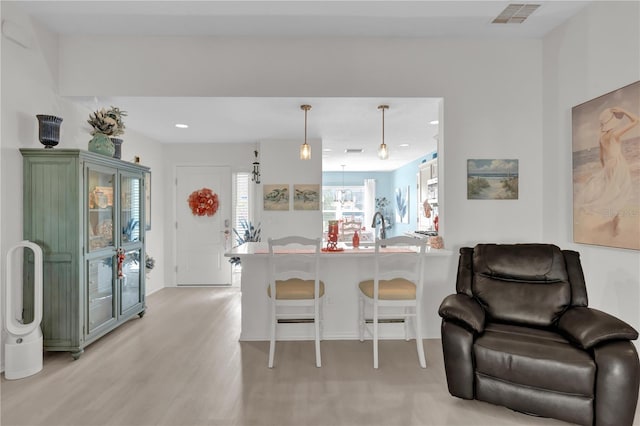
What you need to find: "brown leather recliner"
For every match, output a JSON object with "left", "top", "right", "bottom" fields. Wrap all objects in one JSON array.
[{"left": 438, "top": 244, "right": 640, "bottom": 426}]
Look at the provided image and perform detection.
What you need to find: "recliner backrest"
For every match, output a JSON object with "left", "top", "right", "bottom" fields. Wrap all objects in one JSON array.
[{"left": 471, "top": 243, "right": 571, "bottom": 327}]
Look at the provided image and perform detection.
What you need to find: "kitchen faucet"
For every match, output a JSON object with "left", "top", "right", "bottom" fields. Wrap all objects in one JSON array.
[{"left": 371, "top": 211, "right": 387, "bottom": 241}]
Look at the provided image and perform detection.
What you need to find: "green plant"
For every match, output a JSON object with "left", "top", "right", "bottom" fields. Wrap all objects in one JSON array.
[
  {"left": 145, "top": 253, "right": 155, "bottom": 270},
  {"left": 229, "top": 220, "right": 261, "bottom": 266},
  {"left": 87, "top": 106, "right": 127, "bottom": 136}
]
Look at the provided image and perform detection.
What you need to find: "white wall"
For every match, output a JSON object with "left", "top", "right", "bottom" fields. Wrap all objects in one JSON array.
[
  {"left": 58, "top": 36, "right": 545, "bottom": 250},
  {"left": 542, "top": 1, "right": 640, "bottom": 330},
  {"left": 0, "top": 3, "right": 167, "bottom": 369},
  {"left": 258, "top": 138, "right": 323, "bottom": 241},
  {"left": 56, "top": 35, "right": 544, "bottom": 337}
]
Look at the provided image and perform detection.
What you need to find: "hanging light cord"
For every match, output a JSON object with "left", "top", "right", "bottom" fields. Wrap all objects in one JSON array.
[
  {"left": 381, "top": 106, "right": 385, "bottom": 146},
  {"left": 304, "top": 107, "right": 308, "bottom": 145}
]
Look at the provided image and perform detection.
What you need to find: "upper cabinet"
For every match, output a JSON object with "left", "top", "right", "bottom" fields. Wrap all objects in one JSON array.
[{"left": 21, "top": 149, "right": 150, "bottom": 359}]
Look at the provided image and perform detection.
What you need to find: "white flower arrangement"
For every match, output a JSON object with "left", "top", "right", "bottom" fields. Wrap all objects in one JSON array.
[{"left": 87, "top": 106, "right": 127, "bottom": 136}]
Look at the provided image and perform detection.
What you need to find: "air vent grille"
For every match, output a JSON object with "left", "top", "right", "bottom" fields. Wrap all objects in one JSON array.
[
  {"left": 492, "top": 4, "right": 540, "bottom": 24},
  {"left": 345, "top": 148, "right": 364, "bottom": 154}
]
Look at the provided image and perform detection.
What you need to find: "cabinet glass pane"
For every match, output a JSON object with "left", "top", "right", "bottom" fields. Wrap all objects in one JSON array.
[
  {"left": 121, "top": 249, "right": 142, "bottom": 312},
  {"left": 88, "top": 257, "right": 114, "bottom": 332},
  {"left": 121, "top": 175, "right": 142, "bottom": 243},
  {"left": 88, "top": 169, "right": 115, "bottom": 251}
]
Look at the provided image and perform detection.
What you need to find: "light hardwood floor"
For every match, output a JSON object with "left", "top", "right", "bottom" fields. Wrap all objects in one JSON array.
[{"left": 1, "top": 287, "right": 638, "bottom": 426}]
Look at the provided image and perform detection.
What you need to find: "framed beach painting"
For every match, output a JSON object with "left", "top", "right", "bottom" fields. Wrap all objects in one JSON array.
[
  {"left": 467, "top": 159, "right": 519, "bottom": 200},
  {"left": 263, "top": 184, "right": 289, "bottom": 211},
  {"left": 572, "top": 81, "right": 640, "bottom": 250},
  {"left": 293, "top": 184, "right": 320, "bottom": 210}
]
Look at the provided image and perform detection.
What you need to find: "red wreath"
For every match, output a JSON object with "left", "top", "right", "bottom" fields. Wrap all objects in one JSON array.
[{"left": 188, "top": 188, "right": 219, "bottom": 216}]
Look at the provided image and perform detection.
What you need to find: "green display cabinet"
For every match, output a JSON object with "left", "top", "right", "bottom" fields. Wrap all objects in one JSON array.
[{"left": 21, "top": 149, "right": 149, "bottom": 359}]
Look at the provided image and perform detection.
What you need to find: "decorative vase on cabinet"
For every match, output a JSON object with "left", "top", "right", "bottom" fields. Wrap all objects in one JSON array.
[
  {"left": 88, "top": 132, "right": 115, "bottom": 157},
  {"left": 20, "top": 148, "right": 150, "bottom": 359}
]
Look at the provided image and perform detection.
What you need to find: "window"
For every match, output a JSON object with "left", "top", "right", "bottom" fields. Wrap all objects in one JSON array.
[
  {"left": 322, "top": 185, "right": 370, "bottom": 241},
  {"left": 233, "top": 173, "right": 250, "bottom": 241}
]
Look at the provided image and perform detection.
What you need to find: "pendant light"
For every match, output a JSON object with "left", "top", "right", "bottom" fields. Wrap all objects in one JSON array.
[
  {"left": 377, "top": 105, "right": 389, "bottom": 160},
  {"left": 334, "top": 165, "right": 353, "bottom": 204},
  {"left": 300, "top": 104, "right": 312, "bottom": 160}
]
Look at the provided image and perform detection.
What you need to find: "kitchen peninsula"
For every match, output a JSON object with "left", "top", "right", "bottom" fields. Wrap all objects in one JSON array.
[{"left": 225, "top": 242, "right": 452, "bottom": 341}]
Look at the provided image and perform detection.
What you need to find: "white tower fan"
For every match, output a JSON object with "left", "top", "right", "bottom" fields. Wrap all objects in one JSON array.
[{"left": 4, "top": 240, "right": 43, "bottom": 380}]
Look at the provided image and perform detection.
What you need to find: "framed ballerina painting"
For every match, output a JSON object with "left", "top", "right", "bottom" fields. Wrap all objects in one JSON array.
[{"left": 572, "top": 80, "right": 640, "bottom": 250}]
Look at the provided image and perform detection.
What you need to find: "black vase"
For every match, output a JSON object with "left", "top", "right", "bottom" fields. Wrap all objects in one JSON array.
[
  {"left": 110, "top": 138, "right": 123, "bottom": 159},
  {"left": 36, "top": 115, "right": 63, "bottom": 148}
]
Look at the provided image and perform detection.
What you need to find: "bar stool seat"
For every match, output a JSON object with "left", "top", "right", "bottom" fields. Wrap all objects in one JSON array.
[
  {"left": 358, "top": 278, "right": 415, "bottom": 300},
  {"left": 267, "top": 278, "right": 325, "bottom": 300}
]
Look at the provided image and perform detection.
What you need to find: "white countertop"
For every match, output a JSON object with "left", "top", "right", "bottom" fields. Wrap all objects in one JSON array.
[{"left": 225, "top": 241, "right": 452, "bottom": 258}]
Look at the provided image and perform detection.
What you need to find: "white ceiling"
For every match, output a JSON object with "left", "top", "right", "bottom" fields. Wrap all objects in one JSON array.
[{"left": 15, "top": 1, "right": 590, "bottom": 171}]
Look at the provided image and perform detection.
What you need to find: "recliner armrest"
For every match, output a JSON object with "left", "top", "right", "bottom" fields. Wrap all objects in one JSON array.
[
  {"left": 438, "top": 294, "right": 485, "bottom": 334},
  {"left": 558, "top": 306, "right": 638, "bottom": 349}
]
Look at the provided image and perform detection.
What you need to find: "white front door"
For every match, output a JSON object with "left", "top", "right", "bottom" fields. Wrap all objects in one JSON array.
[{"left": 176, "top": 166, "right": 231, "bottom": 285}]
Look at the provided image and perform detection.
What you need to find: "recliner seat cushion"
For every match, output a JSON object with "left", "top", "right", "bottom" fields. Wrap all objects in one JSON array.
[
  {"left": 472, "top": 244, "right": 571, "bottom": 326},
  {"left": 474, "top": 323, "right": 596, "bottom": 397}
]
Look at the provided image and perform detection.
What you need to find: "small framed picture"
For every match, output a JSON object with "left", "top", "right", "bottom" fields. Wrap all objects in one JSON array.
[
  {"left": 293, "top": 184, "right": 320, "bottom": 210},
  {"left": 467, "top": 159, "right": 519, "bottom": 200},
  {"left": 263, "top": 184, "right": 289, "bottom": 211}
]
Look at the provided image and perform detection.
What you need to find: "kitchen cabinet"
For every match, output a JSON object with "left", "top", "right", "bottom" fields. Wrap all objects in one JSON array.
[{"left": 21, "top": 149, "right": 149, "bottom": 359}]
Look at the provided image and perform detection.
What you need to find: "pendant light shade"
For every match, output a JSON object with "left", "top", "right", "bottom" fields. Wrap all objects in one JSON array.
[
  {"left": 378, "top": 105, "right": 389, "bottom": 160},
  {"left": 300, "top": 104, "right": 312, "bottom": 160}
]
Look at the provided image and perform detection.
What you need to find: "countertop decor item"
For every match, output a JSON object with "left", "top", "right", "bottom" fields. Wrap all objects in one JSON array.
[
  {"left": 429, "top": 235, "right": 444, "bottom": 249},
  {"left": 187, "top": 187, "right": 219, "bottom": 216},
  {"left": 325, "top": 220, "right": 340, "bottom": 251},
  {"left": 87, "top": 106, "right": 127, "bottom": 157},
  {"left": 352, "top": 230, "right": 360, "bottom": 248},
  {"left": 36, "top": 115, "right": 63, "bottom": 148}
]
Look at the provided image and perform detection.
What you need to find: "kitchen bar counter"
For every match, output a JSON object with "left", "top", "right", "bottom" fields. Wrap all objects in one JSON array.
[{"left": 225, "top": 242, "right": 453, "bottom": 341}]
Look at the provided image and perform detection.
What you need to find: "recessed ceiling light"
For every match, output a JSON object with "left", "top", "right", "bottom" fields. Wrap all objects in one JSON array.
[
  {"left": 175, "top": 123, "right": 189, "bottom": 129},
  {"left": 399, "top": 143, "right": 410, "bottom": 147},
  {"left": 430, "top": 120, "right": 439, "bottom": 125}
]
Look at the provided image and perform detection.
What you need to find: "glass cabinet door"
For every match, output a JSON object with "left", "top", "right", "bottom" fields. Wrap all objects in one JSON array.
[
  {"left": 120, "top": 174, "right": 142, "bottom": 244},
  {"left": 87, "top": 256, "right": 115, "bottom": 332},
  {"left": 121, "top": 249, "right": 142, "bottom": 313},
  {"left": 88, "top": 169, "right": 115, "bottom": 251}
]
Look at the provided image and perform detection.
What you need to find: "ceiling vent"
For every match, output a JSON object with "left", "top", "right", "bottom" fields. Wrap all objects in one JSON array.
[
  {"left": 492, "top": 4, "right": 540, "bottom": 24},
  {"left": 345, "top": 148, "right": 364, "bottom": 154}
]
